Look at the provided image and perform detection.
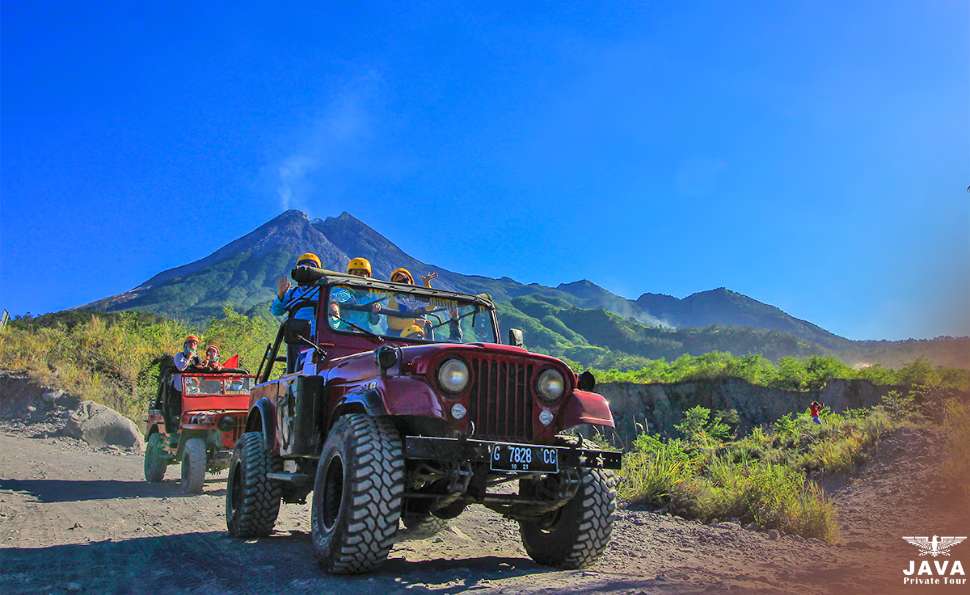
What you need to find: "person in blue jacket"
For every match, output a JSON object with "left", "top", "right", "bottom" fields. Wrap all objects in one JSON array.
[{"left": 271, "top": 252, "right": 322, "bottom": 337}]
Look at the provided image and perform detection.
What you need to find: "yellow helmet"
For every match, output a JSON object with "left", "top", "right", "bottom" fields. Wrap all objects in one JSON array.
[
  {"left": 347, "top": 257, "right": 372, "bottom": 276},
  {"left": 389, "top": 267, "right": 414, "bottom": 284},
  {"left": 401, "top": 324, "right": 425, "bottom": 339},
  {"left": 297, "top": 252, "right": 321, "bottom": 268}
]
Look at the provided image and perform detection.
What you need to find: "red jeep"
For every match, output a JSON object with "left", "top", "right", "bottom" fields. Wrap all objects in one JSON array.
[
  {"left": 225, "top": 269, "right": 621, "bottom": 573},
  {"left": 145, "top": 367, "right": 254, "bottom": 493}
]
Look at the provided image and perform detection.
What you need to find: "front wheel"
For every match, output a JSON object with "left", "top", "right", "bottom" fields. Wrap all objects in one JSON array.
[
  {"left": 144, "top": 432, "right": 168, "bottom": 482},
  {"left": 226, "top": 432, "right": 282, "bottom": 537},
  {"left": 180, "top": 438, "right": 206, "bottom": 494},
  {"left": 518, "top": 468, "right": 617, "bottom": 569},
  {"left": 311, "top": 414, "right": 405, "bottom": 574}
]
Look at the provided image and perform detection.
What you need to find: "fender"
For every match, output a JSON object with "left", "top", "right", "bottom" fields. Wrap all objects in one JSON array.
[
  {"left": 246, "top": 397, "right": 277, "bottom": 451},
  {"left": 561, "top": 389, "right": 615, "bottom": 429},
  {"left": 330, "top": 389, "right": 387, "bottom": 426}
]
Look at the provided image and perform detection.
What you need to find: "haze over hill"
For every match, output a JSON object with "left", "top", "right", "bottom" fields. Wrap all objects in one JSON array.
[{"left": 87, "top": 210, "right": 969, "bottom": 370}]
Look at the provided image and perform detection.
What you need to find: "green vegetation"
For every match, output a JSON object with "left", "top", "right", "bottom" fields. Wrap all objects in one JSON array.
[
  {"left": 588, "top": 352, "right": 970, "bottom": 392},
  {"left": 0, "top": 308, "right": 276, "bottom": 421},
  {"left": 617, "top": 399, "right": 922, "bottom": 542}
]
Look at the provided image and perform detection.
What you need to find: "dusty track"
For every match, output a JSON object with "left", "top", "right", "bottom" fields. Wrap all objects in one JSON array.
[{"left": 0, "top": 424, "right": 963, "bottom": 594}]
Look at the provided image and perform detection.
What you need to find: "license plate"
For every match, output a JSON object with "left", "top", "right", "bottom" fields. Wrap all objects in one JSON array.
[{"left": 489, "top": 444, "right": 559, "bottom": 474}]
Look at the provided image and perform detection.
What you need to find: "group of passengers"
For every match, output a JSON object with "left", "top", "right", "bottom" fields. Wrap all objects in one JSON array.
[
  {"left": 164, "top": 252, "right": 451, "bottom": 413},
  {"left": 158, "top": 336, "right": 225, "bottom": 427},
  {"left": 271, "top": 252, "right": 448, "bottom": 343}
]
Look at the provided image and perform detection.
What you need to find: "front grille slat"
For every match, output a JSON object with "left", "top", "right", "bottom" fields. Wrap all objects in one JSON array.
[{"left": 466, "top": 356, "right": 533, "bottom": 442}]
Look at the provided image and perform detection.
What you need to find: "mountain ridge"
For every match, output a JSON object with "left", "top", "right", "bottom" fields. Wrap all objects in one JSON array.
[{"left": 85, "top": 209, "right": 968, "bottom": 369}]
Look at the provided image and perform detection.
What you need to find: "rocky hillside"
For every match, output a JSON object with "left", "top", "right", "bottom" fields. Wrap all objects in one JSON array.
[{"left": 591, "top": 378, "right": 899, "bottom": 446}]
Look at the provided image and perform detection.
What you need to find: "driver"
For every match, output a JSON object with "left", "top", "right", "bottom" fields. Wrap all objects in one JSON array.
[
  {"left": 271, "top": 252, "right": 323, "bottom": 337},
  {"left": 328, "top": 285, "right": 382, "bottom": 332}
]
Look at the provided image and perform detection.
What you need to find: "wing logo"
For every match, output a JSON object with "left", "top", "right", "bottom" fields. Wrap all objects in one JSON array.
[{"left": 903, "top": 536, "right": 967, "bottom": 558}]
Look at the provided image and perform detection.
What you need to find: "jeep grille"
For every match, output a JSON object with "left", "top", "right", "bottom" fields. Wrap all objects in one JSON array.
[{"left": 467, "top": 358, "right": 534, "bottom": 441}]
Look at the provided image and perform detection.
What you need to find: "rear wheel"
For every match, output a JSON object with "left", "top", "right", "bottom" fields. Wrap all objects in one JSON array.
[
  {"left": 180, "top": 438, "right": 206, "bottom": 494},
  {"left": 144, "top": 432, "right": 168, "bottom": 482},
  {"left": 311, "top": 414, "right": 405, "bottom": 574},
  {"left": 518, "top": 468, "right": 617, "bottom": 569},
  {"left": 226, "top": 432, "right": 281, "bottom": 537}
]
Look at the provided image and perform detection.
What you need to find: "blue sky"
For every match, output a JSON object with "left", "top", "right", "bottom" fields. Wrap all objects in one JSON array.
[{"left": 2, "top": 2, "right": 967, "bottom": 340}]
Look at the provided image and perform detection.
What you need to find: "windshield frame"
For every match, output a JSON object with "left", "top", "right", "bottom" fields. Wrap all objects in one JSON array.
[{"left": 319, "top": 274, "right": 500, "bottom": 345}]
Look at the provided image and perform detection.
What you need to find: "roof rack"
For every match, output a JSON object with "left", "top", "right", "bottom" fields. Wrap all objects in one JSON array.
[{"left": 291, "top": 267, "right": 494, "bottom": 308}]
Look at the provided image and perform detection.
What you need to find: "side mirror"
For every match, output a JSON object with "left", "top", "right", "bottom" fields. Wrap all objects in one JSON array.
[
  {"left": 283, "top": 319, "right": 312, "bottom": 345},
  {"left": 508, "top": 328, "right": 524, "bottom": 348}
]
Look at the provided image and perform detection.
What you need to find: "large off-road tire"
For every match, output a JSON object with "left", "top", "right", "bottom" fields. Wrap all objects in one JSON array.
[
  {"left": 518, "top": 468, "right": 617, "bottom": 569},
  {"left": 400, "top": 512, "right": 448, "bottom": 540},
  {"left": 311, "top": 414, "right": 405, "bottom": 574},
  {"left": 144, "top": 433, "right": 168, "bottom": 483},
  {"left": 180, "top": 438, "right": 207, "bottom": 494},
  {"left": 226, "top": 432, "right": 282, "bottom": 537}
]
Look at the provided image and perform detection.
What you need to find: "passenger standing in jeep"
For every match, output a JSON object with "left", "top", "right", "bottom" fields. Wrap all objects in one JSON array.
[{"left": 271, "top": 252, "right": 323, "bottom": 337}]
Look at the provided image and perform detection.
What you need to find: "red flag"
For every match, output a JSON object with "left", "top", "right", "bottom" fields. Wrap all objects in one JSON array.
[{"left": 223, "top": 354, "right": 239, "bottom": 369}]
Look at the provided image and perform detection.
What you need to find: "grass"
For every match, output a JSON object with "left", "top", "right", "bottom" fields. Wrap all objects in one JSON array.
[
  {"left": 616, "top": 399, "right": 927, "bottom": 542},
  {"left": 0, "top": 308, "right": 276, "bottom": 421}
]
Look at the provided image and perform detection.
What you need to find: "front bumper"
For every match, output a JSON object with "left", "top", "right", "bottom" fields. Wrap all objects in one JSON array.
[{"left": 403, "top": 436, "right": 622, "bottom": 471}]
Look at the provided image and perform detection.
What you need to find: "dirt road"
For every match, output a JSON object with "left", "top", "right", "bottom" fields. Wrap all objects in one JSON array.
[{"left": 0, "top": 423, "right": 964, "bottom": 594}]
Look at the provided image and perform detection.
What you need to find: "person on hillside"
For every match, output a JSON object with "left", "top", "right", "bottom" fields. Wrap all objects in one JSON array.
[
  {"left": 271, "top": 252, "right": 323, "bottom": 337},
  {"left": 809, "top": 400, "right": 825, "bottom": 424},
  {"left": 203, "top": 345, "right": 222, "bottom": 370}
]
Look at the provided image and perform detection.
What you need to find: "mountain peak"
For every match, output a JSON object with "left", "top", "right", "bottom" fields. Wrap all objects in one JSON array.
[{"left": 271, "top": 209, "right": 309, "bottom": 223}]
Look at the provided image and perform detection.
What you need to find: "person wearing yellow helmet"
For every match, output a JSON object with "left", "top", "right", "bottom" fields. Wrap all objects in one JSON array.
[
  {"left": 390, "top": 267, "right": 437, "bottom": 288},
  {"left": 271, "top": 252, "right": 323, "bottom": 336},
  {"left": 347, "top": 257, "right": 372, "bottom": 277},
  {"left": 385, "top": 267, "right": 433, "bottom": 336},
  {"left": 400, "top": 324, "right": 426, "bottom": 340}
]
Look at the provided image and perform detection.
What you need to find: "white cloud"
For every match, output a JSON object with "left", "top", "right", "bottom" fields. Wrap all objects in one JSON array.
[{"left": 273, "top": 72, "right": 381, "bottom": 211}]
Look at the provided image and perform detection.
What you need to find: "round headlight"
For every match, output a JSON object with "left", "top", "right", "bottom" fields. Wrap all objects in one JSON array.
[
  {"left": 537, "top": 369, "right": 565, "bottom": 401},
  {"left": 437, "top": 358, "right": 469, "bottom": 393}
]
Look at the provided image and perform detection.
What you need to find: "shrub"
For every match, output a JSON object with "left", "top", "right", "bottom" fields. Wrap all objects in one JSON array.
[{"left": 618, "top": 439, "right": 693, "bottom": 507}]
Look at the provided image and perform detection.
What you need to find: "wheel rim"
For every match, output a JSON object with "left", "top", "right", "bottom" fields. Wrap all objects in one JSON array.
[{"left": 321, "top": 453, "right": 344, "bottom": 531}]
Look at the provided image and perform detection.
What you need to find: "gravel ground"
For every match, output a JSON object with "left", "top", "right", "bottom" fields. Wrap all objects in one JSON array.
[{"left": 0, "top": 419, "right": 965, "bottom": 594}]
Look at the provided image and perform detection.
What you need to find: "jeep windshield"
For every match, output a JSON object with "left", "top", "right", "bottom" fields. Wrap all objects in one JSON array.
[
  {"left": 326, "top": 284, "right": 497, "bottom": 344},
  {"left": 182, "top": 376, "right": 254, "bottom": 395}
]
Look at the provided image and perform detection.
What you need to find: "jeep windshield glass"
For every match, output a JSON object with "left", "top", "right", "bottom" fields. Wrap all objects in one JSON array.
[
  {"left": 183, "top": 377, "right": 223, "bottom": 395},
  {"left": 327, "top": 285, "right": 496, "bottom": 344}
]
